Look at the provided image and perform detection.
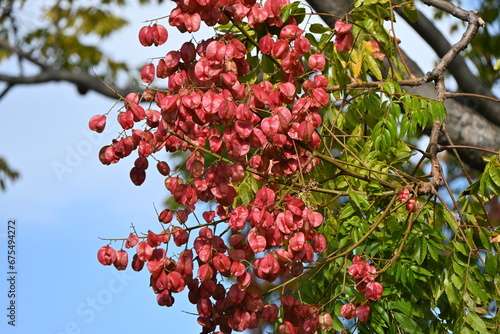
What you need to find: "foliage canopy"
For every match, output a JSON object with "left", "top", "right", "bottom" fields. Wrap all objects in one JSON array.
[
  {"left": 3, "top": 0, "right": 500, "bottom": 333},
  {"left": 94, "top": 0, "right": 500, "bottom": 333}
]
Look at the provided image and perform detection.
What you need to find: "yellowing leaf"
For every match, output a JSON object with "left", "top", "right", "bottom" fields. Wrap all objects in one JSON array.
[
  {"left": 349, "top": 51, "right": 364, "bottom": 80},
  {"left": 363, "top": 40, "right": 377, "bottom": 53}
]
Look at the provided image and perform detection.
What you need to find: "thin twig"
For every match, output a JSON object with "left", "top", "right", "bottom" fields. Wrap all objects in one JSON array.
[{"left": 444, "top": 92, "right": 500, "bottom": 103}]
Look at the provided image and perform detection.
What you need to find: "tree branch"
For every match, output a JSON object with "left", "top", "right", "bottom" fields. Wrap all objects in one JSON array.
[
  {"left": 0, "top": 69, "right": 134, "bottom": 99},
  {"left": 420, "top": 0, "right": 483, "bottom": 81},
  {"left": 303, "top": 0, "right": 353, "bottom": 27},
  {"left": 396, "top": 5, "right": 500, "bottom": 126},
  {"left": 0, "top": 39, "right": 48, "bottom": 70},
  {"left": 0, "top": 39, "right": 137, "bottom": 98},
  {"left": 304, "top": 0, "right": 500, "bottom": 171}
]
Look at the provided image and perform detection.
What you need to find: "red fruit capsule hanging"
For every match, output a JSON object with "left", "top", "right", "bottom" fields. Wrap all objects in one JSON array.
[
  {"left": 89, "top": 115, "right": 107, "bottom": 133},
  {"left": 97, "top": 246, "right": 117, "bottom": 266},
  {"left": 113, "top": 250, "right": 128, "bottom": 270},
  {"left": 406, "top": 197, "right": 421, "bottom": 212},
  {"left": 340, "top": 303, "right": 357, "bottom": 319}
]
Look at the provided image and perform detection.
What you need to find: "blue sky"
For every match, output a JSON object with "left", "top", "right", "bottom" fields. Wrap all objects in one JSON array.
[
  {"left": 0, "top": 1, "right": 440, "bottom": 333},
  {"left": 0, "top": 2, "right": 208, "bottom": 333}
]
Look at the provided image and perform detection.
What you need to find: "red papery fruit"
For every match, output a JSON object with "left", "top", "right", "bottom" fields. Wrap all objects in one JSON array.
[
  {"left": 157, "top": 289, "right": 175, "bottom": 307},
  {"left": 335, "top": 21, "right": 354, "bottom": 52},
  {"left": 349, "top": 261, "right": 377, "bottom": 283},
  {"left": 308, "top": 53, "right": 326, "bottom": 72},
  {"left": 167, "top": 271, "right": 185, "bottom": 292},
  {"left": 136, "top": 241, "right": 153, "bottom": 261},
  {"left": 318, "top": 312, "right": 333, "bottom": 331},
  {"left": 176, "top": 209, "right": 188, "bottom": 224},
  {"left": 311, "top": 233, "right": 327, "bottom": 252},
  {"left": 304, "top": 208, "right": 323, "bottom": 227},
  {"left": 279, "top": 24, "right": 304, "bottom": 40},
  {"left": 155, "top": 270, "right": 169, "bottom": 291},
  {"left": 118, "top": 111, "right": 134, "bottom": 130},
  {"left": 258, "top": 253, "right": 280, "bottom": 275},
  {"left": 248, "top": 5, "right": 268, "bottom": 28},
  {"left": 173, "top": 227, "right": 189, "bottom": 246},
  {"left": 138, "top": 26, "right": 153, "bottom": 46},
  {"left": 352, "top": 255, "right": 365, "bottom": 264},
  {"left": 156, "top": 161, "right": 171, "bottom": 176},
  {"left": 180, "top": 41, "right": 196, "bottom": 63},
  {"left": 197, "top": 298, "right": 213, "bottom": 318},
  {"left": 356, "top": 305, "right": 371, "bottom": 322},
  {"left": 113, "top": 250, "right": 128, "bottom": 270},
  {"left": 272, "top": 39, "right": 289, "bottom": 58},
  {"left": 131, "top": 254, "right": 144, "bottom": 271},
  {"left": 158, "top": 208, "right": 173, "bottom": 224},
  {"left": 89, "top": 115, "right": 106, "bottom": 133},
  {"left": 310, "top": 87, "right": 329, "bottom": 107},
  {"left": 248, "top": 228, "right": 267, "bottom": 253},
  {"left": 125, "top": 92, "right": 139, "bottom": 106},
  {"left": 138, "top": 140, "right": 153, "bottom": 158},
  {"left": 289, "top": 232, "right": 305, "bottom": 252},
  {"left": 279, "top": 82, "right": 296, "bottom": 103},
  {"left": 158, "top": 229, "right": 170, "bottom": 244},
  {"left": 156, "top": 59, "right": 168, "bottom": 78},
  {"left": 259, "top": 34, "right": 274, "bottom": 54},
  {"left": 125, "top": 233, "right": 139, "bottom": 248},
  {"left": 134, "top": 157, "right": 149, "bottom": 170},
  {"left": 406, "top": 197, "right": 420, "bottom": 212},
  {"left": 253, "top": 186, "right": 276, "bottom": 208},
  {"left": 147, "top": 230, "right": 161, "bottom": 247},
  {"left": 340, "top": 303, "right": 357, "bottom": 319},
  {"left": 228, "top": 308, "right": 251, "bottom": 331},
  {"left": 195, "top": 243, "right": 212, "bottom": 264},
  {"left": 230, "top": 261, "right": 246, "bottom": 277},
  {"left": 145, "top": 109, "right": 160, "bottom": 128},
  {"left": 237, "top": 271, "right": 252, "bottom": 289},
  {"left": 278, "top": 321, "right": 297, "bottom": 334},
  {"left": 130, "top": 167, "right": 146, "bottom": 186},
  {"left": 356, "top": 278, "right": 368, "bottom": 292},
  {"left": 275, "top": 210, "right": 295, "bottom": 234},
  {"left": 290, "top": 261, "right": 304, "bottom": 277},
  {"left": 229, "top": 206, "right": 249, "bottom": 232},
  {"left": 202, "top": 210, "right": 215, "bottom": 223},
  {"left": 213, "top": 283, "right": 226, "bottom": 301},
  {"left": 93, "top": 5, "right": 380, "bottom": 333},
  {"left": 196, "top": 279, "right": 217, "bottom": 298},
  {"left": 398, "top": 188, "right": 410, "bottom": 202},
  {"left": 149, "top": 248, "right": 166, "bottom": 264},
  {"left": 335, "top": 20, "right": 352, "bottom": 34},
  {"left": 198, "top": 263, "right": 214, "bottom": 283},
  {"left": 262, "top": 304, "right": 279, "bottom": 322},
  {"left": 164, "top": 51, "right": 181, "bottom": 72},
  {"left": 314, "top": 74, "right": 328, "bottom": 88},
  {"left": 141, "top": 63, "right": 155, "bottom": 83},
  {"left": 294, "top": 35, "right": 310, "bottom": 54},
  {"left": 365, "top": 281, "right": 384, "bottom": 301},
  {"left": 113, "top": 138, "right": 134, "bottom": 158},
  {"left": 151, "top": 23, "right": 168, "bottom": 46},
  {"left": 302, "top": 318, "right": 317, "bottom": 333},
  {"left": 97, "top": 246, "right": 116, "bottom": 266},
  {"left": 130, "top": 104, "right": 146, "bottom": 121},
  {"left": 212, "top": 253, "right": 231, "bottom": 273},
  {"left": 177, "top": 249, "right": 194, "bottom": 276}
]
